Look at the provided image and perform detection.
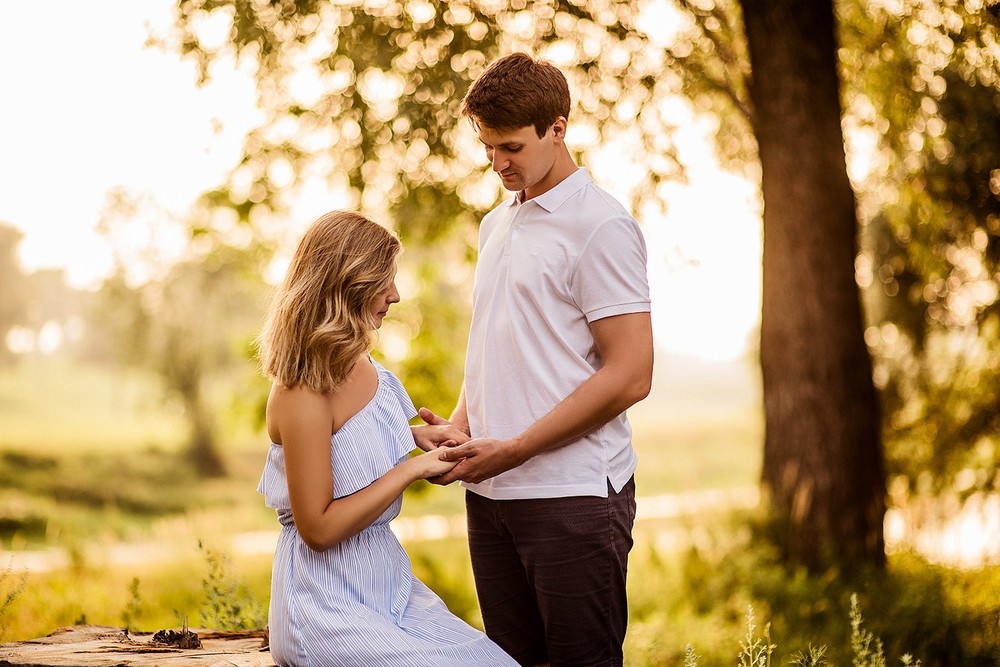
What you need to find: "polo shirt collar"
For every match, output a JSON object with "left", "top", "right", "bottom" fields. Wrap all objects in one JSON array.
[{"left": 507, "top": 168, "right": 592, "bottom": 213}]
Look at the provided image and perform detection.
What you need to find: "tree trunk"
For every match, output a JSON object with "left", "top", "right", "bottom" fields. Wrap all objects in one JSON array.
[
  {"left": 739, "top": 0, "right": 886, "bottom": 568},
  {"left": 169, "top": 355, "right": 227, "bottom": 478},
  {"left": 185, "top": 386, "right": 227, "bottom": 478}
]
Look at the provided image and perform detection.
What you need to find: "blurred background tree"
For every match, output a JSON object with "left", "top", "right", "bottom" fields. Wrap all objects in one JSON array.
[
  {"left": 740, "top": 0, "right": 885, "bottom": 569},
  {"left": 0, "top": 224, "right": 29, "bottom": 367},
  {"left": 0, "top": 223, "right": 86, "bottom": 365},
  {"left": 88, "top": 190, "right": 271, "bottom": 476},
  {"left": 648, "top": 0, "right": 999, "bottom": 567}
]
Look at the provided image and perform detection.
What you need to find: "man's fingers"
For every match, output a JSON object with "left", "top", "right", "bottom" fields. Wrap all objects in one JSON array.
[{"left": 439, "top": 444, "right": 472, "bottom": 462}]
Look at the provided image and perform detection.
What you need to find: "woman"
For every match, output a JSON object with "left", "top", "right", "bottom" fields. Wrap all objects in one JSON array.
[{"left": 256, "top": 211, "right": 517, "bottom": 666}]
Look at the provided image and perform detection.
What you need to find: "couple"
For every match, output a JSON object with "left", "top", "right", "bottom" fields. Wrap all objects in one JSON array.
[{"left": 256, "top": 53, "right": 653, "bottom": 667}]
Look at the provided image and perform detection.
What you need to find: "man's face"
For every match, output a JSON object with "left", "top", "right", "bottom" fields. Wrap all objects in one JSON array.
[{"left": 477, "top": 123, "right": 559, "bottom": 198}]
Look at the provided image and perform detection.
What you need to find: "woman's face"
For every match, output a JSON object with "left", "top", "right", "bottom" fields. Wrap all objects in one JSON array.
[{"left": 369, "top": 272, "right": 400, "bottom": 329}]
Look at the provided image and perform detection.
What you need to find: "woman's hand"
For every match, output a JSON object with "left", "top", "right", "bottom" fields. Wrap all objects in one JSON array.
[
  {"left": 407, "top": 448, "right": 460, "bottom": 479},
  {"left": 410, "top": 414, "right": 471, "bottom": 452}
]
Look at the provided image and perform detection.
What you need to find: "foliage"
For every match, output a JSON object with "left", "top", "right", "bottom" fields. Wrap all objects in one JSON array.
[
  {"left": 789, "top": 644, "right": 830, "bottom": 667},
  {"left": 840, "top": 1, "right": 1000, "bottom": 500},
  {"left": 684, "top": 643, "right": 701, "bottom": 667},
  {"left": 672, "top": 510, "right": 1000, "bottom": 666},
  {"left": 680, "top": 597, "right": 921, "bottom": 667},
  {"left": 0, "top": 444, "right": 272, "bottom": 551},
  {"left": 647, "top": 0, "right": 1000, "bottom": 512},
  {"left": 0, "top": 448, "right": 192, "bottom": 515},
  {"left": 4, "top": 510, "right": 1000, "bottom": 665},
  {"left": 169, "top": 0, "right": 682, "bottom": 217},
  {"left": 164, "top": 0, "right": 694, "bottom": 421},
  {"left": 197, "top": 540, "right": 267, "bottom": 631},
  {"left": 850, "top": 593, "right": 888, "bottom": 667}
]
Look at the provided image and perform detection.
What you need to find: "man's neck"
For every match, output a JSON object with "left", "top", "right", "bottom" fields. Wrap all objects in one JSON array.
[{"left": 523, "top": 149, "right": 578, "bottom": 201}]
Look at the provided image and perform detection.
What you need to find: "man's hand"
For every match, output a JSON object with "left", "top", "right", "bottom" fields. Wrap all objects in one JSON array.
[{"left": 436, "top": 437, "right": 527, "bottom": 484}]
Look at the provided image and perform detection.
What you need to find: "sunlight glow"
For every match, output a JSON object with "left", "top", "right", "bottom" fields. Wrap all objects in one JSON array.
[
  {"left": 0, "top": 0, "right": 762, "bottom": 363},
  {"left": 0, "top": 1, "right": 259, "bottom": 288}
]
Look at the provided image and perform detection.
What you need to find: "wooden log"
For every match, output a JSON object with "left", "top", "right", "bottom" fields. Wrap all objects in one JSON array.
[{"left": 0, "top": 624, "right": 274, "bottom": 666}]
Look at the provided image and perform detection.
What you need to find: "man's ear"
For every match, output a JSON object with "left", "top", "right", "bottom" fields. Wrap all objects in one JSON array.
[{"left": 551, "top": 117, "right": 568, "bottom": 143}]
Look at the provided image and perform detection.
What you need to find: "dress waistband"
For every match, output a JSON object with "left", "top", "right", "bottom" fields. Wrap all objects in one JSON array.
[
  {"left": 277, "top": 509, "right": 295, "bottom": 528},
  {"left": 276, "top": 509, "right": 394, "bottom": 534}
]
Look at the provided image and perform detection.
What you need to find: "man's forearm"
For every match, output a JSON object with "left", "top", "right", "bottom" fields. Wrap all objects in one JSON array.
[
  {"left": 449, "top": 385, "right": 471, "bottom": 435},
  {"left": 510, "top": 312, "right": 653, "bottom": 462},
  {"left": 510, "top": 361, "right": 650, "bottom": 462}
]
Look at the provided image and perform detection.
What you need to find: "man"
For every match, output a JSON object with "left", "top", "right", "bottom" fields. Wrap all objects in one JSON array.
[{"left": 423, "top": 52, "right": 653, "bottom": 667}]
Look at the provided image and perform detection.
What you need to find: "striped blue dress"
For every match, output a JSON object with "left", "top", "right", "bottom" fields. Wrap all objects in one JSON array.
[{"left": 258, "top": 359, "right": 517, "bottom": 667}]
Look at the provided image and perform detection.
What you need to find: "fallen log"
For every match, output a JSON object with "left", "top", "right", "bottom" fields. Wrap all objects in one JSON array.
[{"left": 0, "top": 624, "right": 274, "bottom": 666}]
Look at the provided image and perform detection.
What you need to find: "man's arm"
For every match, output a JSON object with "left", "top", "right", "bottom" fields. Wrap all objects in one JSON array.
[
  {"left": 436, "top": 311, "right": 653, "bottom": 484},
  {"left": 448, "top": 385, "right": 471, "bottom": 435}
]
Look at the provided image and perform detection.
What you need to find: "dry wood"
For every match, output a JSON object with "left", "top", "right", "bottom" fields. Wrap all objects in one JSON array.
[{"left": 0, "top": 624, "right": 274, "bottom": 666}]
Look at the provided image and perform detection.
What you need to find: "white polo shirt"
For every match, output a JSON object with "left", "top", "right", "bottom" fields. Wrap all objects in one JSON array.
[{"left": 463, "top": 168, "right": 651, "bottom": 500}]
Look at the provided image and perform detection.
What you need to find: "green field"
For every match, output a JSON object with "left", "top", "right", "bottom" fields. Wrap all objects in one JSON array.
[
  {"left": 0, "top": 353, "right": 764, "bottom": 550},
  {"left": 0, "top": 353, "right": 760, "bottom": 624},
  {"left": 0, "top": 356, "right": 188, "bottom": 454}
]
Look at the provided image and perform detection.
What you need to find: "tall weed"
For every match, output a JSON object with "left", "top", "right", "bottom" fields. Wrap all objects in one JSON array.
[
  {"left": 0, "top": 559, "right": 26, "bottom": 641},
  {"left": 121, "top": 576, "right": 143, "bottom": 632},
  {"left": 197, "top": 540, "right": 266, "bottom": 631},
  {"left": 683, "top": 598, "right": 920, "bottom": 667}
]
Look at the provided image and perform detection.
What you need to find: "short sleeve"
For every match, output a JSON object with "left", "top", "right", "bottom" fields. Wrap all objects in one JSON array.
[{"left": 571, "top": 215, "right": 651, "bottom": 322}]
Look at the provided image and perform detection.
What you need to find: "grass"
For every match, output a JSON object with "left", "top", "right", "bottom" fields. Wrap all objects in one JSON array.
[
  {"left": 0, "top": 445, "right": 276, "bottom": 550},
  {"left": 0, "top": 355, "right": 275, "bottom": 549},
  {"left": 7, "top": 515, "right": 997, "bottom": 665},
  {"left": 0, "top": 356, "right": 187, "bottom": 454},
  {"left": 0, "top": 548, "right": 273, "bottom": 642}
]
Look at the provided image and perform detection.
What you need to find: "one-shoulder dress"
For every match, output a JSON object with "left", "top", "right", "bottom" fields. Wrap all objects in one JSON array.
[{"left": 257, "top": 359, "right": 517, "bottom": 667}]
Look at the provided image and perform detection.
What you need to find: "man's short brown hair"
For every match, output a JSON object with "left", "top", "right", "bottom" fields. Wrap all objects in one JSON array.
[{"left": 461, "top": 53, "right": 571, "bottom": 138}]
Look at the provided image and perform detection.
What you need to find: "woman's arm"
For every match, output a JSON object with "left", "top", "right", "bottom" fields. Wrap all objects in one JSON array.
[{"left": 273, "top": 385, "right": 457, "bottom": 551}]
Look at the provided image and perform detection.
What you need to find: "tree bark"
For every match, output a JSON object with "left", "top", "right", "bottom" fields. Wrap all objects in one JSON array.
[{"left": 739, "top": 0, "right": 886, "bottom": 568}]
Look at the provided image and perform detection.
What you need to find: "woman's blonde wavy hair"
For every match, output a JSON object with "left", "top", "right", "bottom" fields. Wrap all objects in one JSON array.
[{"left": 257, "top": 211, "right": 401, "bottom": 393}]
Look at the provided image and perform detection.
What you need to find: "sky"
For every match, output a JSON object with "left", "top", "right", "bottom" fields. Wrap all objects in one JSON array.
[{"left": 0, "top": 1, "right": 762, "bottom": 362}]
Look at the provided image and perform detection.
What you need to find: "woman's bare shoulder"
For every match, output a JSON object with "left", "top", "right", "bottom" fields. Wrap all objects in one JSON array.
[
  {"left": 269, "top": 382, "right": 332, "bottom": 408},
  {"left": 266, "top": 382, "right": 333, "bottom": 444}
]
